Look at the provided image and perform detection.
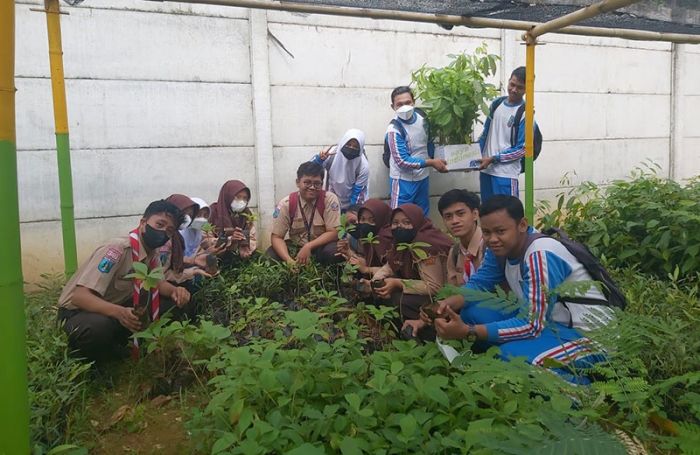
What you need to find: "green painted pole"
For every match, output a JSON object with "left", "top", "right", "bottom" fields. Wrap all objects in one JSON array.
[
  {"left": 0, "top": 0, "right": 31, "bottom": 453},
  {"left": 46, "top": 0, "right": 78, "bottom": 277}
]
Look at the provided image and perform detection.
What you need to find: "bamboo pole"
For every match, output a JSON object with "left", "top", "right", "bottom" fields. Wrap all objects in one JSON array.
[
  {"left": 45, "top": 0, "right": 78, "bottom": 277},
  {"left": 524, "top": 44, "right": 536, "bottom": 222},
  {"left": 146, "top": 0, "right": 700, "bottom": 44},
  {"left": 526, "top": 0, "right": 641, "bottom": 40},
  {"left": 0, "top": 0, "right": 31, "bottom": 453}
]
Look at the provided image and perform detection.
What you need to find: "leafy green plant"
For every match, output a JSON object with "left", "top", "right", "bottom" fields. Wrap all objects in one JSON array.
[
  {"left": 360, "top": 231, "right": 379, "bottom": 247},
  {"left": 201, "top": 222, "right": 216, "bottom": 235},
  {"left": 241, "top": 210, "right": 259, "bottom": 225},
  {"left": 124, "top": 262, "right": 163, "bottom": 291},
  {"left": 537, "top": 167, "right": 700, "bottom": 277},
  {"left": 337, "top": 213, "right": 356, "bottom": 240},
  {"left": 411, "top": 44, "right": 499, "bottom": 145},
  {"left": 25, "top": 276, "right": 92, "bottom": 454},
  {"left": 396, "top": 241, "right": 431, "bottom": 261}
]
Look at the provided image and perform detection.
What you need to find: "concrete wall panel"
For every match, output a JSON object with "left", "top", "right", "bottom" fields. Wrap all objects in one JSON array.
[
  {"left": 17, "top": 147, "right": 256, "bottom": 222},
  {"left": 15, "top": 78, "right": 253, "bottom": 150}
]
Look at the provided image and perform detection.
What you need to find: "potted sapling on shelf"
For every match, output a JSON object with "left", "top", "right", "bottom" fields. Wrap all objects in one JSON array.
[
  {"left": 411, "top": 43, "right": 500, "bottom": 172},
  {"left": 124, "top": 262, "right": 165, "bottom": 329}
]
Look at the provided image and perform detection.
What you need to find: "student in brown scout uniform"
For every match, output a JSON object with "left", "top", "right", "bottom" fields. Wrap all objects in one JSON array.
[
  {"left": 57, "top": 200, "right": 192, "bottom": 362},
  {"left": 209, "top": 179, "right": 258, "bottom": 260},
  {"left": 268, "top": 162, "right": 342, "bottom": 266},
  {"left": 403, "top": 189, "right": 484, "bottom": 338},
  {"left": 370, "top": 203, "right": 453, "bottom": 339}
]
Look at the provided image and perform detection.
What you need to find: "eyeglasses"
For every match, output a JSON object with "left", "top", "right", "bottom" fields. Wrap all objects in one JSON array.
[
  {"left": 391, "top": 220, "right": 413, "bottom": 229},
  {"left": 301, "top": 180, "right": 323, "bottom": 189}
]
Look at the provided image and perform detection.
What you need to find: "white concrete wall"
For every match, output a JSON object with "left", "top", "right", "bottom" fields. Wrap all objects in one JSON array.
[{"left": 13, "top": 0, "right": 700, "bottom": 283}]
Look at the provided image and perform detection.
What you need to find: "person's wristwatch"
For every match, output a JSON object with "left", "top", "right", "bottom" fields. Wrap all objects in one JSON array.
[{"left": 465, "top": 325, "right": 478, "bottom": 343}]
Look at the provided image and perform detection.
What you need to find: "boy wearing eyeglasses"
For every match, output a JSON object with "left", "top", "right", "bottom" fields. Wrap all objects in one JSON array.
[{"left": 269, "top": 162, "right": 342, "bottom": 266}]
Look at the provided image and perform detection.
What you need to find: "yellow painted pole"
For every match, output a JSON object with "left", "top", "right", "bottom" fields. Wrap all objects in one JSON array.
[
  {"left": 524, "top": 40, "right": 536, "bottom": 222},
  {"left": 0, "top": 0, "right": 31, "bottom": 453},
  {"left": 45, "top": 0, "right": 78, "bottom": 277}
]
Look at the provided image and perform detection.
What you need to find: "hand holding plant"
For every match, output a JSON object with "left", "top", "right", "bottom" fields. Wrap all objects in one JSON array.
[
  {"left": 112, "top": 305, "right": 142, "bottom": 332},
  {"left": 349, "top": 255, "right": 368, "bottom": 274},
  {"left": 373, "top": 277, "right": 403, "bottom": 299}
]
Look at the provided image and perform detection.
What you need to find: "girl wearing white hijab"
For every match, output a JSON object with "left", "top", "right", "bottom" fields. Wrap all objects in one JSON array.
[{"left": 310, "top": 128, "right": 370, "bottom": 211}]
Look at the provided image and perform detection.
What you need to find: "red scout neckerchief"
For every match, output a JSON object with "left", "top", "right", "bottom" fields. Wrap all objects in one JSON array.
[{"left": 129, "top": 228, "right": 161, "bottom": 321}]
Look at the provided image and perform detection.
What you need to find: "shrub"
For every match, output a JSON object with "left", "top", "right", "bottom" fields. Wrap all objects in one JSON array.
[
  {"left": 411, "top": 44, "right": 499, "bottom": 145},
  {"left": 25, "top": 276, "right": 92, "bottom": 453},
  {"left": 537, "top": 168, "right": 700, "bottom": 278}
]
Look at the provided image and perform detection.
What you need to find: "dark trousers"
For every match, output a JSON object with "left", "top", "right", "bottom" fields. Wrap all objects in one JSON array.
[
  {"left": 58, "top": 296, "right": 195, "bottom": 363},
  {"left": 265, "top": 242, "right": 342, "bottom": 266}
]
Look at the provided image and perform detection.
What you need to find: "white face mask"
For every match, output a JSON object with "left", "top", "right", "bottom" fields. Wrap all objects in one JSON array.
[
  {"left": 396, "top": 104, "right": 415, "bottom": 121},
  {"left": 179, "top": 214, "right": 192, "bottom": 230},
  {"left": 189, "top": 217, "right": 208, "bottom": 231},
  {"left": 230, "top": 200, "right": 247, "bottom": 213}
]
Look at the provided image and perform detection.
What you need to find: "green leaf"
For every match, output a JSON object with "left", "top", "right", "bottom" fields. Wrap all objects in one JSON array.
[
  {"left": 390, "top": 361, "right": 404, "bottom": 375},
  {"left": 47, "top": 445, "right": 88, "bottom": 455},
  {"left": 339, "top": 437, "right": 365, "bottom": 455},
  {"left": 399, "top": 414, "right": 418, "bottom": 438},
  {"left": 285, "top": 443, "right": 325, "bottom": 455},
  {"left": 345, "top": 393, "right": 361, "bottom": 411},
  {"left": 212, "top": 433, "right": 237, "bottom": 454}
]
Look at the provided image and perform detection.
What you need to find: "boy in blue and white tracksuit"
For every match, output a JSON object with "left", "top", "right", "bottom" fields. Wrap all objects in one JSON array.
[
  {"left": 478, "top": 67, "right": 538, "bottom": 203},
  {"left": 386, "top": 86, "right": 448, "bottom": 216},
  {"left": 435, "top": 196, "right": 610, "bottom": 384}
]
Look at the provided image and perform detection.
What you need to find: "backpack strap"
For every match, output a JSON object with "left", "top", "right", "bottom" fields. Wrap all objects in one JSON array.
[
  {"left": 316, "top": 190, "right": 326, "bottom": 219},
  {"left": 489, "top": 96, "right": 507, "bottom": 119},
  {"left": 288, "top": 190, "right": 327, "bottom": 223},
  {"left": 288, "top": 191, "right": 299, "bottom": 221},
  {"left": 510, "top": 103, "right": 526, "bottom": 147},
  {"left": 450, "top": 244, "right": 460, "bottom": 269},
  {"left": 324, "top": 152, "right": 335, "bottom": 191},
  {"left": 390, "top": 118, "right": 408, "bottom": 139}
]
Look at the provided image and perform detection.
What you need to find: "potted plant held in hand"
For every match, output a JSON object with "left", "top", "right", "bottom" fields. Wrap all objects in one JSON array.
[
  {"left": 124, "top": 262, "right": 165, "bottom": 328},
  {"left": 411, "top": 44, "right": 500, "bottom": 171}
]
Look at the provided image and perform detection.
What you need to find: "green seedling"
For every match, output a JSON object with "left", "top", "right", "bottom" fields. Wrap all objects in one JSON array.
[
  {"left": 124, "top": 262, "right": 164, "bottom": 326},
  {"left": 360, "top": 231, "right": 380, "bottom": 246},
  {"left": 396, "top": 241, "right": 431, "bottom": 261},
  {"left": 201, "top": 222, "right": 216, "bottom": 235},
  {"left": 337, "top": 213, "right": 356, "bottom": 240}
]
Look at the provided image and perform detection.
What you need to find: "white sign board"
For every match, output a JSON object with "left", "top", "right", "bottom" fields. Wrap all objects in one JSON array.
[{"left": 435, "top": 144, "right": 482, "bottom": 172}]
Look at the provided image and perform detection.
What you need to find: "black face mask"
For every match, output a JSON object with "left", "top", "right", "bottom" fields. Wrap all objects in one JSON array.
[
  {"left": 142, "top": 224, "right": 170, "bottom": 250},
  {"left": 350, "top": 223, "right": 378, "bottom": 240},
  {"left": 341, "top": 145, "right": 361, "bottom": 160},
  {"left": 392, "top": 227, "right": 417, "bottom": 244}
]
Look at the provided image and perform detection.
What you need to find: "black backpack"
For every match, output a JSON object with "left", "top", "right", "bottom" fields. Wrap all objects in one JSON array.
[
  {"left": 383, "top": 107, "right": 430, "bottom": 168},
  {"left": 489, "top": 96, "right": 542, "bottom": 173},
  {"left": 517, "top": 228, "right": 627, "bottom": 310}
]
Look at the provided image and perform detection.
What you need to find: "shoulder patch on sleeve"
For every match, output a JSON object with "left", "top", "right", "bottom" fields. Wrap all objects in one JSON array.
[
  {"left": 97, "top": 247, "right": 123, "bottom": 273},
  {"left": 330, "top": 201, "right": 339, "bottom": 212},
  {"left": 273, "top": 206, "right": 281, "bottom": 218},
  {"left": 104, "top": 247, "right": 123, "bottom": 262},
  {"left": 98, "top": 257, "right": 116, "bottom": 273}
]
